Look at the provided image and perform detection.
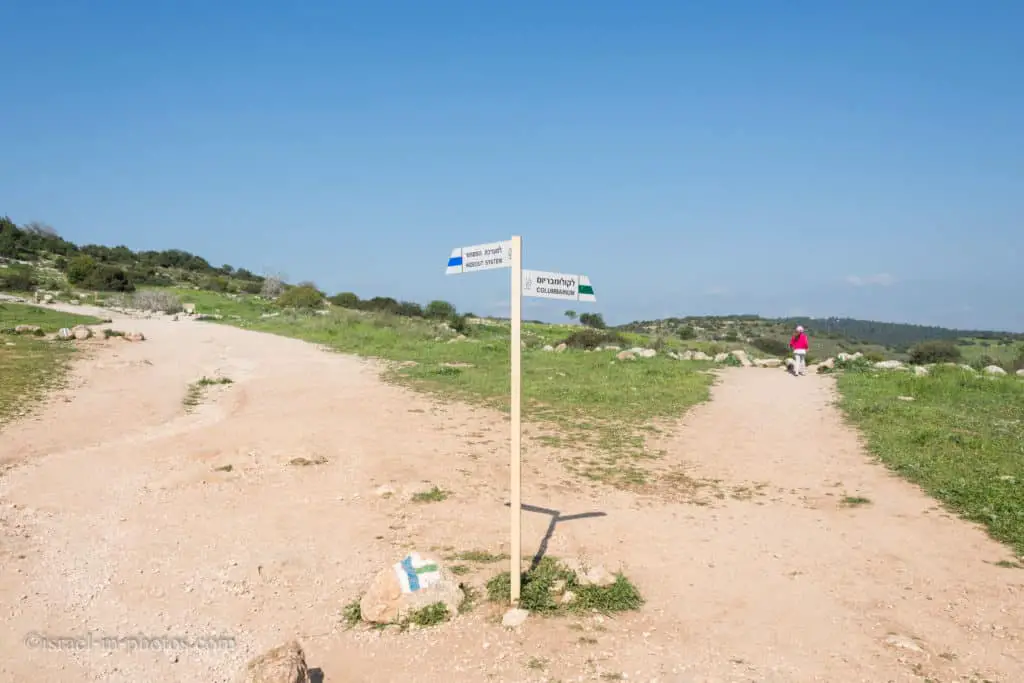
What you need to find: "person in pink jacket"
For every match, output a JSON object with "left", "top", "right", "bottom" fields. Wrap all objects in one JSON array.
[{"left": 789, "top": 325, "right": 809, "bottom": 376}]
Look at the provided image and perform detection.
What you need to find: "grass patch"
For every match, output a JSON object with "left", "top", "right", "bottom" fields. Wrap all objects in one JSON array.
[
  {"left": 342, "top": 599, "right": 362, "bottom": 628},
  {"left": 191, "top": 299, "right": 715, "bottom": 488},
  {"left": 412, "top": 486, "right": 450, "bottom": 503},
  {"left": 449, "top": 550, "right": 509, "bottom": 564},
  {"left": 837, "top": 365, "right": 1024, "bottom": 555},
  {"left": 406, "top": 602, "right": 450, "bottom": 627},
  {"left": 182, "top": 375, "right": 234, "bottom": 412},
  {"left": 289, "top": 456, "right": 328, "bottom": 467},
  {"left": 0, "top": 304, "right": 101, "bottom": 431},
  {"left": 485, "top": 556, "right": 644, "bottom": 615},
  {"left": 841, "top": 496, "right": 871, "bottom": 507}
]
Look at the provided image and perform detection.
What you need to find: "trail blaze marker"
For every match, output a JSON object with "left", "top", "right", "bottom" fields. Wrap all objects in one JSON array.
[{"left": 444, "top": 237, "right": 596, "bottom": 605}]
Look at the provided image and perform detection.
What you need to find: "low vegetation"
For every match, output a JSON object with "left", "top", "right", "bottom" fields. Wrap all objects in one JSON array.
[
  {"left": 182, "top": 376, "right": 233, "bottom": 412},
  {"left": 0, "top": 303, "right": 103, "bottom": 430},
  {"left": 837, "top": 366, "right": 1024, "bottom": 556},
  {"left": 485, "top": 556, "right": 644, "bottom": 615}
]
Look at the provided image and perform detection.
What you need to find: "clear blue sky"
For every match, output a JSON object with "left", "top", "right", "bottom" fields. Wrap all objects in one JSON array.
[{"left": 2, "top": 1, "right": 1021, "bottom": 330}]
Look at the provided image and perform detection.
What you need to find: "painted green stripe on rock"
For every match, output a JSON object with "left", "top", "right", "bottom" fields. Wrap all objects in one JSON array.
[
  {"left": 414, "top": 564, "right": 439, "bottom": 575},
  {"left": 578, "top": 284, "right": 594, "bottom": 295}
]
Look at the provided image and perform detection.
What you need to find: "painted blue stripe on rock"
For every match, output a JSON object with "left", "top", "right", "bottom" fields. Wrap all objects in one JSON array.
[
  {"left": 447, "top": 256, "right": 463, "bottom": 267},
  {"left": 401, "top": 556, "right": 420, "bottom": 591}
]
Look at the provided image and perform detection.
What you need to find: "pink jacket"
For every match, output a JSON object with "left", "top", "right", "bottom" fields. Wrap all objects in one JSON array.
[{"left": 789, "top": 333, "right": 808, "bottom": 350}]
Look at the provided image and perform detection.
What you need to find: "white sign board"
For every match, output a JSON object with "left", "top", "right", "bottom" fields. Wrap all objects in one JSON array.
[
  {"left": 445, "top": 240, "right": 513, "bottom": 274},
  {"left": 522, "top": 269, "right": 596, "bottom": 302}
]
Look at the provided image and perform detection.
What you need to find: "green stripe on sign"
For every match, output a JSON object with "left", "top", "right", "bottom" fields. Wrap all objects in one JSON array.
[
  {"left": 414, "top": 564, "right": 439, "bottom": 575},
  {"left": 578, "top": 284, "right": 594, "bottom": 295}
]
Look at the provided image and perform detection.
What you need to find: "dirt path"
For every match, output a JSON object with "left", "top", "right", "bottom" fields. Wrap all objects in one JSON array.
[{"left": 1, "top": 312, "right": 1021, "bottom": 682}]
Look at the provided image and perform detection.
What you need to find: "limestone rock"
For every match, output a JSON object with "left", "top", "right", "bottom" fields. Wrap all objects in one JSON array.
[
  {"left": 913, "top": 365, "right": 929, "bottom": 376},
  {"left": 567, "top": 560, "right": 617, "bottom": 587},
  {"left": 983, "top": 365, "right": 1007, "bottom": 376},
  {"left": 1017, "top": 369, "right": 1024, "bottom": 377},
  {"left": 713, "top": 352, "right": 729, "bottom": 363},
  {"left": 754, "top": 358, "right": 782, "bottom": 368},
  {"left": 123, "top": 332, "right": 146, "bottom": 342},
  {"left": 72, "top": 325, "right": 92, "bottom": 340},
  {"left": 542, "top": 345, "right": 554, "bottom": 352},
  {"left": 874, "top": 360, "right": 904, "bottom": 370},
  {"left": 691, "top": 351, "right": 711, "bottom": 361},
  {"left": 729, "top": 350, "right": 752, "bottom": 367},
  {"left": 680, "top": 350, "right": 695, "bottom": 361},
  {"left": 638, "top": 348, "right": 657, "bottom": 358},
  {"left": 359, "top": 551, "right": 464, "bottom": 624},
  {"left": 604, "top": 345, "right": 621, "bottom": 352},
  {"left": 616, "top": 351, "right": 636, "bottom": 361},
  {"left": 14, "top": 325, "right": 41, "bottom": 334},
  {"left": 57, "top": 327, "right": 73, "bottom": 340},
  {"left": 555, "top": 343, "right": 567, "bottom": 353},
  {"left": 236, "top": 640, "right": 310, "bottom": 683},
  {"left": 502, "top": 608, "right": 529, "bottom": 628},
  {"left": 818, "top": 357, "right": 835, "bottom": 370}
]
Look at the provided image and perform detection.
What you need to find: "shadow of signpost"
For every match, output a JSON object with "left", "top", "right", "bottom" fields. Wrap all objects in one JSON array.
[{"left": 504, "top": 501, "right": 607, "bottom": 570}]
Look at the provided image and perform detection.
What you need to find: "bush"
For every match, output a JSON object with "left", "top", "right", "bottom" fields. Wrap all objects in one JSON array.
[
  {"left": 677, "top": 325, "right": 697, "bottom": 340},
  {"left": 751, "top": 337, "right": 789, "bottom": 357},
  {"left": 425, "top": 300, "right": 457, "bottom": 320},
  {"left": 66, "top": 255, "right": 98, "bottom": 285},
  {"left": 81, "top": 265, "right": 134, "bottom": 292},
  {"left": 0, "top": 265, "right": 39, "bottom": 291},
  {"left": 330, "top": 292, "right": 360, "bottom": 309},
  {"left": 276, "top": 285, "right": 324, "bottom": 310},
  {"left": 129, "top": 290, "right": 183, "bottom": 313},
  {"left": 559, "top": 328, "right": 628, "bottom": 350},
  {"left": 908, "top": 340, "right": 961, "bottom": 365},
  {"left": 202, "top": 276, "right": 230, "bottom": 292},
  {"left": 240, "top": 281, "right": 262, "bottom": 294},
  {"left": 448, "top": 313, "right": 470, "bottom": 335},
  {"left": 864, "top": 350, "right": 886, "bottom": 363},
  {"left": 260, "top": 276, "right": 285, "bottom": 299},
  {"left": 1012, "top": 350, "right": 1024, "bottom": 373},
  {"left": 579, "top": 312, "right": 606, "bottom": 329}
]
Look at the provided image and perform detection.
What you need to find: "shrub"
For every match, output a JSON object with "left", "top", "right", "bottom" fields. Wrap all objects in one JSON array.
[
  {"left": 260, "top": 276, "right": 285, "bottom": 299},
  {"left": 202, "top": 276, "right": 230, "bottom": 292},
  {"left": 751, "top": 337, "right": 789, "bottom": 357},
  {"left": 908, "top": 340, "right": 961, "bottom": 365},
  {"left": 559, "top": 328, "right": 627, "bottom": 350},
  {"left": 66, "top": 255, "right": 98, "bottom": 285},
  {"left": 82, "top": 265, "right": 134, "bottom": 292},
  {"left": 579, "top": 312, "right": 606, "bottom": 329},
  {"left": 0, "top": 265, "right": 39, "bottom": 291},
  {"left": 425, "top": 300, "right": 457, "bottom": 319},
  {"left": 276, "top": 285, "right": 324, "bottom": 310},
  {"left": 330, "top": 292, "right": 360, "bottom": 309},
  {"left": 240, "top": 281, "right": 262, "bottom": 294},
  {"left": 677, "top": 325, "right": 696, "bottom": 340},
  {"left": 1012, "top": 350, "right": 1024, "bottom": 373},
  {"left": 131, "top": 290, "right": 184, "bottom": 313},
  {"left": 447, "top": 313, "right": 470, "bottom": 335}
]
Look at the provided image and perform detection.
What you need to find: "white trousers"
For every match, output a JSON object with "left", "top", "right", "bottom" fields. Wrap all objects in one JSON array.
[{"left": 793, "top": 349, "right": 806, "bottom": 375}]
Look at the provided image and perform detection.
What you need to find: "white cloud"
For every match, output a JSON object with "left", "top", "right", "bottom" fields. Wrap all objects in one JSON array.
[{"left": 845, "top": 273, "right": 896, "bottom": 287}]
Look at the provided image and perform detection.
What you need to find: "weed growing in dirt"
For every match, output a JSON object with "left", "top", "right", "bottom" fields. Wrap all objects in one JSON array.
[
  {"left": 213, "top": 464, "right": 233, "bottom": 473},
  {"left": 485, "top": 557, "right": 644, "bottom": 615},
  {"left": 449, "top": 550, "right": 508, "bottom": 563},
  {"left": 526, "top": 657, "right": 549, "bottom": 670},
  {"left": 837, "top": 365, "right": 1024, "bottom": 555},
  {"left": 102, "top": 329, "right": 125, "bottom": 338},
  {"left": 289, "top": 456, "right": 328, "bottom": 467},
  {"left": 841, "top": 496, "right": 871, "bottom": 507},
  {"left": 993, "top": 560, "right": 1023, "bottom": 569},
  {"left": 412, "top": 486, "right": 450, "bottom": 503},
  {"left": 407, "top": 602, "right": 450, "bottom": 627},
  {"left": 183, "top": 376, "right": 233, "bottom": 412},
  {"left": 342, "top": 599, "right": 362, "bottom": 627}
]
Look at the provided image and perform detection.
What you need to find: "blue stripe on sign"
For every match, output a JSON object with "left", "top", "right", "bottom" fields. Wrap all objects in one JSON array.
[
  {"left": 447, "top": 256, "right": 463, "bottom": 267},
  {"left": 401, "top": 556, "right": 420, "bottom": 591}
]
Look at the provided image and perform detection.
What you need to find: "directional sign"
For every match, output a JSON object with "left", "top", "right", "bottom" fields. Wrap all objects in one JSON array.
[
  {"left": 445, "top": 240, "right": 513, "bottom": 274},
  {"left": 522, "top": 270, "right": 596, "bottom": 302}
]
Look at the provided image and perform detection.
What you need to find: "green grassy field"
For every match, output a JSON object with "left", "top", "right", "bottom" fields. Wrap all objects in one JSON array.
[
  {"left": 837, "top": 366, "right": 1024, "bottom": 557},
  {"left": 0, "top": 303, "right": 105, "bottom": 431},
  {"left": 199, "top": 304, "right": 716, "bottom": 487}
]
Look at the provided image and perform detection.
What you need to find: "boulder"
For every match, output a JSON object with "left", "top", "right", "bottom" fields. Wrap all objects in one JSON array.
[
  {"left": 604, "top": 345, "right": 621, "bottom": 352},
  {"left": 667, "top": 351, "right": 679, "bottom": 360},
  {"left": 691, "top": 351, "right": 711, "bottom": 361},
  {"left": 14, "top": 325, "right": 41, "bottom": 334},
  {"left": 729, "top": 350, "right": 752, "bottom": 367},
  {"left": 359, "top": 551, "right": 464, "bottom": 625},
  {"left": 874, "top": 360, "right": 904, "bottom": 370},
  {"left": 983, "top": 365, "right": 1007, "bottom": 376},
  {"left": 837, "top": 352, "right": 864, "bottom": 362},
  {"left": 616, "top": 351, "right": 636, "bottom": 361},
  {"left": 555, "top": 343, "right": 567, "bottom": 353},
  {"left": 566, "top": 560, "right": 617, "bottom": 587},
  {"left": 236, "top": 640, "right": 310, "bottom": 683},
  {"left": 183, "top": 303, "right": 196, "bottom": 315},
  {"left": 680, "top": 350, "right": 695, "bottom": 361},
  {"left": 713, "top": 352, "right": 729, "bottom": 363},
  {"left": 638, "top": 349, "right": 657, "bottom": 358},
  {"left": 502, "top": 608, "right": 529, "bottom": 629},
  {"left": 818, "top": 357, "right": 835, "bottom": 370},
  {"left": 57, "top": 327, "right": 73, "bottom": 340},
  {"left": 542, "top": 345, "right": 554, "bottom": 352},
  {"left": 754, "top": 358, "right": 782, "bottom": 368},
  {"left": 1017, "top": 369, "right": 1024, "bottom": 377},
  {"left": 913, "top": 365, "right": 929, "bottom": 376},
  {"left": 123, "top": 332, "right": 146, "bottom": 342},
  {"left": 72, "top": 325, "right": 92, "bottom": 340}
]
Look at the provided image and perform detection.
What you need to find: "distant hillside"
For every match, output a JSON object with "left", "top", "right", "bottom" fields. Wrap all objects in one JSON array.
[{"left": 1, "top": 215, "right": 271, "bottom": 295}]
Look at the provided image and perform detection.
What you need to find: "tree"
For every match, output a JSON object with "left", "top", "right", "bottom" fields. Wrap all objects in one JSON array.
[
  {"left": 425, "top": 300, "right": 457, "bottom": 319},
  {"left": 579, "top": 312, "right": 606, "bottom": 329},
  {"left": 66, "top": 255, "right": 98, "bottom": 285},
  {"left": 564, "top": 310, "right": 577, "bottom": 322}
]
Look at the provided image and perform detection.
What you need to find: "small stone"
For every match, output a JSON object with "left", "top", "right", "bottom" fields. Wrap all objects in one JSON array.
[
  {"left": 897, "top": 396, "right": 915, "bottom": 401},
  {"left": 884, "top": 634, "right": 923, "bottom": 653},
  {"left": 502, "top": 608, "right": 529, "bottom": 628},
  {"left": 236, "top": 640, "right": 310, "bottom": 683}
]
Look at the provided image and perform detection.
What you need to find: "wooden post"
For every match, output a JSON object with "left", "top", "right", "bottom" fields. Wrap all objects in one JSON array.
[{"left": 509, "top": 234, "right": 523, "bottom": 605}]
